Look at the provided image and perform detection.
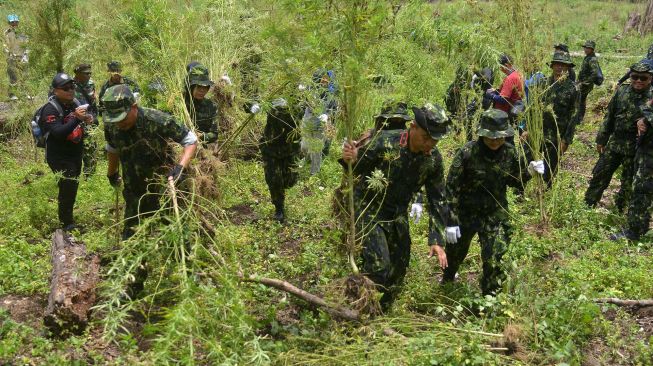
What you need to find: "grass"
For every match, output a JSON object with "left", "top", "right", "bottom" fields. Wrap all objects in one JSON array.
[{"left": 0, "top": 0, "right": 652, "bottom": 364}]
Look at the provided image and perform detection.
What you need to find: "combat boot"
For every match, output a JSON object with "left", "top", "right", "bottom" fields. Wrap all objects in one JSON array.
[{"left": 273, "top": 200, "right": 285, "bottom": 223}]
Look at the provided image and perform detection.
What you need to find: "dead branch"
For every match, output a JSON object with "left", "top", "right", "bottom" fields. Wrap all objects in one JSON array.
[
  {"left": 595, "top": 298, "right": 653, "bottom": 307},
  {"left": 242, "top": 274, "right": 361, "bottom": 322}
]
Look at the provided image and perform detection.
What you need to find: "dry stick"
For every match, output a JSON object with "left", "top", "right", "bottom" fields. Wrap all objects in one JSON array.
[
  {"left": 242, "top": 274, "right": 361, "bottom": 322},
  {"left": 595, "top": 298, "right": 653, "bottom": 307},
  {"left": 168, "top": 178, "right": 180, "bottom": 220},
  {"left": 114, "top": 187, "right": 121, "bottom": 245}
]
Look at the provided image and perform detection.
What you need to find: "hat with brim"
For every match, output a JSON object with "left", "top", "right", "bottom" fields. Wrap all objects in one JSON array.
[
  {"left": 553, "top": 43, "right": 569, "bottom": 53},
  {"left": 630, "top": 61, "right": 653, "bottom": 74},
  {"left": 582, "top": 40, "right": 596, "bottom": 49},
  {"left": 412, "top": 104, "right": 451, "bottom": 140},
  {"left": 189, "top": 74, "right": 214, "bottom": 87},
  {"left": 74, "top": 63, "right": 92, "bottom": 73},
  {"left": 375, "top": 101, "right": 412, "bottom": 121},
  {"left": 548, "top": 52, "right": 575, "bottom": 68},
  {"left": 101, "top": 85, "right": 136, "bottom": 123},
  {"left": 476, "top": 109, "right": 514, "bottom": 139},
  {"left": 107, "top": 60, "right": 122, "bottom": 72}
]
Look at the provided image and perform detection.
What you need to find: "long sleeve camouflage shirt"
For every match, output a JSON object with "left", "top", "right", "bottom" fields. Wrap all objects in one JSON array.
[
  {"left": 578, "top": 53, "right": 602, "bottom": 94},
  {"left": 596, "top": 84, "right": 652, "bottom": 155},
  {"left": 351, "top": 129, "right": 448, "bottom": 246},
  {"left": 187, "top": 98, "right": 219, "bottom": 144},
  {"left": 446, "top": 140, "right": 528, "bottom": 229},
  {"left": 541, "top": 75, "right": 578, "bottom": 144}
]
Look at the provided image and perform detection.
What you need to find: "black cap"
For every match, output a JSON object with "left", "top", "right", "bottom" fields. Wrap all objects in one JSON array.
[{"left": 51, "top": 73, "right": 74, "bottom": 88}]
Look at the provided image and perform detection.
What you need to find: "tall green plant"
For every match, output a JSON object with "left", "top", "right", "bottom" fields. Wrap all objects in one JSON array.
[{"left": 29, "top": 0, "right": 80, "bottom": 73}]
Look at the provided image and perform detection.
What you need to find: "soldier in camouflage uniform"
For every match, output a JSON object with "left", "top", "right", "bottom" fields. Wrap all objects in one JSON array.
[
  {"left": 610, "top": 67, "right": 653, "bottom": 241},
  {"left": 260, "top": 98, "right": 302, "bottom": 223},
  {"left": 3, "top": 14, "right": 28, "bottom": 100},
  {"left": 575, "top": 40, "right": 603, "bottom": 124},
  {"left": 103, "top": 85, "right": 198, "bottom": 240},
  {"left": 553, "top": 43, "right": 576, "bottom": 82},
  {"left": 439, "top": 109, "right": 544, "bottom": 295},
  {"left": 521, "top": 53, "right": 578, "bottom": 187},
  {"left": 341, "top": 104, "right": 451, "bottom": 307},
  {"left": 73, "top": 63, "right": 99, "bottom": 178},
  {"left": 184, "top": 64, "right": 219, "bottom": 145},
  {"left": 98, "top": 61, "right": 140, "bottom": 117},
  {"left": 584, "top": 62, "right": 653, "bottom": 212}
]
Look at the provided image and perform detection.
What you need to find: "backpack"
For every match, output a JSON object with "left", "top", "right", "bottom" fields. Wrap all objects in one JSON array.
[{"left": 31, "top": 97, "right": 80, "bottom": 148}]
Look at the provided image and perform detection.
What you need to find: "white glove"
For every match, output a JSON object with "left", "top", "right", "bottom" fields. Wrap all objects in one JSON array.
[
  {"left": 528, "top": 160, "right": 545, "bottom": 176},
  {"left": 250, "top": 103, "right": 261, "bottom": 114},
  {"left": 298, "top": 84, "right": 307, "bottom": 91},
  {"left": 318, "top": 114, "right": 329, "bottom": 123},
  {"left": 409, "top": 203, "right": 423, "bottom": 223},
  {"left": 220, "top": 74, "right": 232, "bottom": 85},
  {"left": 445, "top": 226, "right": 461, "bottom": 244},
  {"left": 132, "top": 92, "right": 141, "bottom": 103}
]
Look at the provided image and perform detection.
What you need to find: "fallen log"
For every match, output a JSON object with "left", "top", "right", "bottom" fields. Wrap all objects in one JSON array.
[
  {"left": 44, "top": 229, "right": 101, "bottom": 336},
  {"left": 242, "top": 274, "right": 362, "bottom": 322},
  {"left": 594, "top": 298, "right": 653, "bottom": 308}
]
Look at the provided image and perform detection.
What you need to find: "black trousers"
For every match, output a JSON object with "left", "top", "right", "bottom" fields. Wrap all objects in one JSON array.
[{"left": 47, "top": 157, "right": 82, "bottom": 227}]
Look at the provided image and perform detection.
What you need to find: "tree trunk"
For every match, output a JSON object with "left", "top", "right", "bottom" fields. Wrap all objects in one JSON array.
[
  {"left": 44, "top": 229, "right": 100, "bottom": 337},
  {"left": 639, "top": 0, "right": 653, "bottom": 35},
  {"left": 624, "top": 12, "right": 641, "bottom": 34}
]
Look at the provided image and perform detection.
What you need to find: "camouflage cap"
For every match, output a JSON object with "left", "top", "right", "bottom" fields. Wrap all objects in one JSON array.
[
  {"left": 74, "top": 63, "right": 92, "bottom": 73},
  {"left": 375, "top": 100, "right": 412, "bottom": 121},
  {"left": 412, "top": 103, "right": 451, "bottom": 140},
  {"left": 553, "top": 43, "right": 569, "bottom": 53},
  {"left": 630, "top": 61, "right": 653, "bottom": 74},
  {"left": 476, "top": 109, "right": 514, "bottom": 139},
  {"left": 101, "top": 85, "right": 136, "bottom": 123},
  {"left": 188, "top": 64, "right": 213, "bottom": 86},
  {"left": 549, "top": 52, "right": 575, "bottom": 67},
  {"left": 582, "top": 40, "right": 596, "bottom": 49},
  {"left": 107, "top": 60, "right": 122, "bottom": 72}
]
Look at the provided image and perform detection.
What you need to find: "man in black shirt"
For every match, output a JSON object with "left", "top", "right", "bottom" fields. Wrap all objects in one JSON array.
[{"left": 40, "top": 73, "right": 93, "bottom": 230}]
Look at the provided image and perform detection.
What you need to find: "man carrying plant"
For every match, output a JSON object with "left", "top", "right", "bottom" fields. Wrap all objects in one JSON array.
[
  {"left": 575, "top": 40, "right": 603, "bottom": 124},
  {"left": 341, "top": 103, "right": 451, "bottom": 308},
  {"left": 103, "top": 85, "right": 197, "bottom": 241},
  {"left": 521, "top": 52, "right": 578, "bottom": 187},
  {"left": 438, "top": 109, "right": 544, "bottom": 296},
  {"left": 584, "top": 62, "right": 653, "bottom": 212}
]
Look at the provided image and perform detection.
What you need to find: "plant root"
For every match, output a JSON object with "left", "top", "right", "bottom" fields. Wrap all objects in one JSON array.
[{"left": 328, "top": 274, "right": 382, "bottom": 317}]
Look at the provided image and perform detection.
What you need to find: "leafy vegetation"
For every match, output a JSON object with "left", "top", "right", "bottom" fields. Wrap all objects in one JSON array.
[{"left": 0, "top": 0, "right": 652, "bottom": 364}]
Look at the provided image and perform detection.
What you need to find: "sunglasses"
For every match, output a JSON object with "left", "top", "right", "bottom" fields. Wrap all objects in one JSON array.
[
  {"left": 57, "top": 85, "right": 75, "bottom": 91},
  {"left": 631, "top": 74, "right": 651, "bottom": 82}
]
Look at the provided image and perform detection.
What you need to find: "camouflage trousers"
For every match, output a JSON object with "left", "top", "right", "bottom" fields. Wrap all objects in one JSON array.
[
  {"left": 6, "top": 56, "right": 24, "bottom": 97},
  {"left": 122, "top": 178, "right": 163, "bottom": 240},
  {"left": 360, "top": 217, "right": 411, "bottom": 305},
  {"left": 627, "top": 148, "right": 653, "bottom": 237},
  {"left": 584, "top": 149, "right": 635, "bottom": 211},
  {"left": 575, "top": 89, "right": 590, "bottom": 124},
  {"left": 442, "top": 220, "right": 511, "bottom": 296},
  {"left": 262, "top": 154, "right": 299, "bottom": 205}
]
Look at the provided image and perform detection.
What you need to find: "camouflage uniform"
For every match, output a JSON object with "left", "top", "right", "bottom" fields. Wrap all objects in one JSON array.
[
  {"left": 525, "top": 53, "right": 578, "bottom": 186},
  {"left": 260, "top": 99, "right": 301, "bottom": 222},
  {"left": 443, "top": 109, "right": 531, "bottom": 295},
  {"left": 185, "top": 65, "right": 219, "bottom": 145},
  {"left": 98, "top": 61, "right": 140, "bottom": 117},
  {"left": 584, "top": 72, "right": 652, "bottom": 211},
  {"left": 350, "top": 104, "right": 450, "bottom": 305},
  {"left": 103, "top": 85, "right": 197, "bottom": 237},
  {"left": 616, "top": 64, "right": 653, "bottom": 240},
  {"left": 74, "top": 68, "right": 99, "bottom": 178},
  {"left": 3, "top": 24, "right": 27, "bottom": 99},
  {"left": 575, "top": 40, "right": 603, "bottom": 124}
]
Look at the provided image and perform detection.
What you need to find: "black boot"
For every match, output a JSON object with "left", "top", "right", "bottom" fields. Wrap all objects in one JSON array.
[{"left": 273, "top": 200, "right": 285, "bottom": 223}]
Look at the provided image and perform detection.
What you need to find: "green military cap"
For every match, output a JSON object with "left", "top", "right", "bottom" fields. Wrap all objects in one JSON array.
[
  {"left": 107, "top": 60, "right": 122, "bottom": 72},
  {"left": 188, "top": 64, "right": 213, "bottom": 87},
  {"left": 630, "top": 61, "right": 653, "bottom": 74},
  {"left": 549, "top": 52, "right": 575, "bottom": 67},
  {"left": 582, "top": 40, "right": 596, "bottom": 49},
  {"left": 412, "top": 103, "right": 451, "bottom": 140},
  {"left": 375, "top": 100, "right": 412, "bottom": 121},
  {"left": 476, "top": 109, "right": 514, "bottom": 139},
  {"left": 74, "top": 63, "right": 92, "bottom": 73},
  {"left": 101, "top": 85, "right": 136, "bottom": 123},
  {"left": 553, "top": 43, "right": 569, "bottom": 53}
]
